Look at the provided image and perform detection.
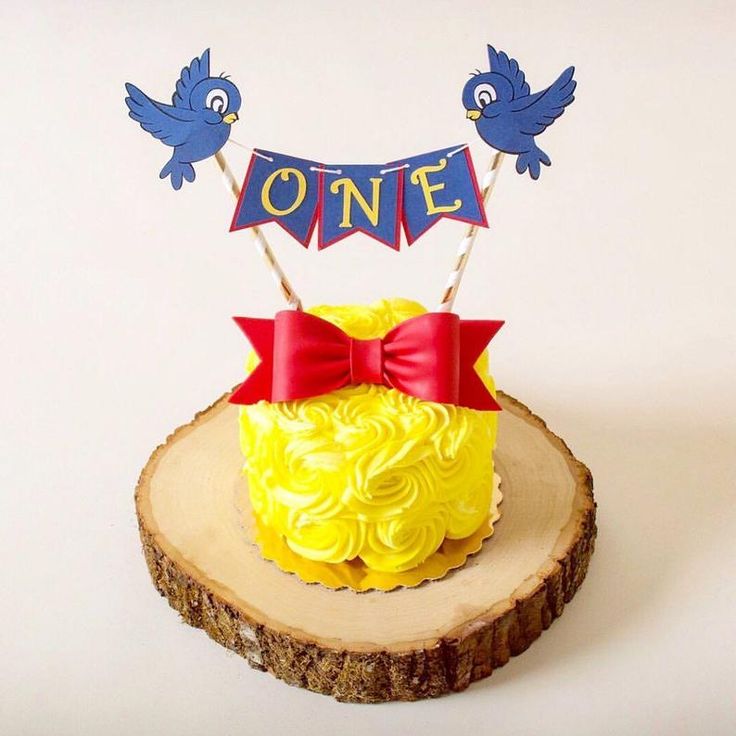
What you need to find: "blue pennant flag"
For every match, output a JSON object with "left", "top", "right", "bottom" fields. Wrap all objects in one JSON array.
[
  {"left": 230, "top": 150, "right": 320, "bottom": 247},
  {"left": 318, "top": 164, "right": 402, "bottom": 250},
  {"left": 398, "top": 145, "right": 487, "bottom": 245},
  {"left": 228, "top": 145, "right": 487, "bottom": 249}
]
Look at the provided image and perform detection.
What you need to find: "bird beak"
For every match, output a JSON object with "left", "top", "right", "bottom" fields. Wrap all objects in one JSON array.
[
  {"left": 223, "top": 112, "right": 239, "bottom": 124},
  {"left": 466, "top": 109, "right": 481, "bottom": 121}
]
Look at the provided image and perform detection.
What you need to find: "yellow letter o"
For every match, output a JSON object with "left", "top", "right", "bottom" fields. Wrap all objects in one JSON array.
[{"left": 261, "top": 168, "right": 307, "bottom": 216}]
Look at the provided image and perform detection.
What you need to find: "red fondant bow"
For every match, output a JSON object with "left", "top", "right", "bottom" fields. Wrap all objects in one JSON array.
[{"left": 230, "top": 311, "right": 503, "bottom": 410}]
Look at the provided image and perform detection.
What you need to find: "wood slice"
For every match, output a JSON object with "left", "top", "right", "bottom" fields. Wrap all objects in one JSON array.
[{"left": 135, "top": 391, "right": 596, "bottom": 703}]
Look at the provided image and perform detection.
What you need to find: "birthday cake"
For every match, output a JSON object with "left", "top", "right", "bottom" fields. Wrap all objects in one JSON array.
[
  {"left": 129, "top": 43, "right": 589, "bottom": 701},
  {"left": 237, "top": 298, "right": 500, "bottom": 577}
]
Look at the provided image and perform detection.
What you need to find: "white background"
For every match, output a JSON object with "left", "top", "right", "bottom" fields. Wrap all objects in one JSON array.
[{"left": 2, "top": 1, "right": 735, "bottom": 734}]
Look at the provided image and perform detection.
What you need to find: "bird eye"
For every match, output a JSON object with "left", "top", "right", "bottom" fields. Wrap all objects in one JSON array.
[
  {"left": 206, "top": 88, "right": 229, "bottom": 113},
  {"left": 474, "top": 83, "right": 496, "bottom": 108}
]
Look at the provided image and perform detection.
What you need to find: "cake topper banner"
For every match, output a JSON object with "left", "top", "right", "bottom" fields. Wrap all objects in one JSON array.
[
  {"left": 124, "top": 45, "right": 577, "bottom": 308},
  {"left": 229, "top": 145, "right": 487, "bottom": 249}
]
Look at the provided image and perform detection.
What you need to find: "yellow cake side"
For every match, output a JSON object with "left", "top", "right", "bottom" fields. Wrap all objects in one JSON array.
[{"left": 238, "top": 297, "right": 499, "bottom": 574}]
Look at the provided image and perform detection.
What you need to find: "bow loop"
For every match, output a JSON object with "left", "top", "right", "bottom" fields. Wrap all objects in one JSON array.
[
  {"left": 272, "top": 310, "right": 349, "bottom": 401},
  {"left": 383, "top": 312, "right": 460, "bottom": 405}
]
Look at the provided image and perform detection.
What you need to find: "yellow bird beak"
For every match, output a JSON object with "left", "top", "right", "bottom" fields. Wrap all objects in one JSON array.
[
  {"left": 466, "top": 109, "right": 481, "bottom": 121},
  {"left": 223, "top": 112, "right": 239, "bottom": 124}
]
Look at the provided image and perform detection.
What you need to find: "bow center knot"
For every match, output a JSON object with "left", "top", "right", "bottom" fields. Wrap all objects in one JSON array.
[{"left": 349, "top": 337, "right": 383, "bottom": 385}]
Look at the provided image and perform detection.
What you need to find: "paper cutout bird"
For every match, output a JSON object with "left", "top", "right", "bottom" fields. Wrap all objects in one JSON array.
[
  {"left": 125, "top": 49, "right": 242, "bottom": 189},
  {"left": 462, "top": 46, "right": 576, "bottom": 179}
]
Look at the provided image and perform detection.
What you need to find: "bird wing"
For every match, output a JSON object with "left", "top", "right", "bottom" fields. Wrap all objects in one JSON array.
[
  {"left": 125, "top": 83, "right": 199, "bottom": 147},
  {"left": 510, "top": 66, "right": 576, "bottom": 136},
  {"left": 487, "top": 46, "right": 530, "bottom": 97},
  {"left": 172, "top": 49, "right": 210, "bottom": 109}
]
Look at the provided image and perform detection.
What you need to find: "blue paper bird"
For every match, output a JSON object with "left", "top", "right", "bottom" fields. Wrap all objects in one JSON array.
[
  {"left": 125, "top": 49, "right": 242, "bottom": 189},
  {"left": 462, "top": 46, "right": 576, "bottom": 179}
]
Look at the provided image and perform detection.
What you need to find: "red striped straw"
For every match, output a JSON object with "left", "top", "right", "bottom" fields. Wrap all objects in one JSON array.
[
  {"left": 437, "top": 151, "right": 505, "bottom": 312},
  {"left": 215, "top": 151, "right": 303, "bottom": 311}
]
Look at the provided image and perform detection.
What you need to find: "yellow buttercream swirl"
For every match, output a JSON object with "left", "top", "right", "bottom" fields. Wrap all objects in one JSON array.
[{"left": 238, "top": 297, "right": 498, "bottom": 573}]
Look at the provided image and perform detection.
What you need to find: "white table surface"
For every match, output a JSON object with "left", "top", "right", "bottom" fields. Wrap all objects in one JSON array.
[{"left": 2, "top": 1, "right": 734, "bottom": 734}]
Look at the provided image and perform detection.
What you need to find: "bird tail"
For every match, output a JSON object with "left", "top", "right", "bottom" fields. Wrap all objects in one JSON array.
[
  {"left": 515, "top": 146, "right": 551, "bottom": 180},
  {"left": 159, "top": 157, "right": 195, "bottom": 190}
]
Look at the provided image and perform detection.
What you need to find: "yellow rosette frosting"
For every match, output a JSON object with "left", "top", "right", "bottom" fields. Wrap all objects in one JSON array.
[{"left": 238, "top": 298, "right": 498, "bottom": 575}]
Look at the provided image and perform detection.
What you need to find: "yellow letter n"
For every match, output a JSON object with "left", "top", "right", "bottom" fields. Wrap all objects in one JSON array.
[{"left": 329, "top": 177, "right": 383, "bottom": 228}]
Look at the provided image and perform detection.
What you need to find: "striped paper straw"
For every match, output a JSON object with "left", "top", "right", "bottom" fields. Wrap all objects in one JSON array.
[
  {"left": 214, "top": 151, "right": 303, "bottom": 311},
  {"left": 437, "top": 150, "right": 505, "bottom": 312}
]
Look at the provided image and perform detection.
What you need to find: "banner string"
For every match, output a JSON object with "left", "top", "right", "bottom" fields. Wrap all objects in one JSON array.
[
  {"left": 445, "top": 144, "right": 469, "bottom": 158},
  {"left": 227, "top": 139, "right": 469, "bottom": 171},
  {"left": 228, "top": 138, "right": 274, "bottom": 162},
  {"left": 310, "top": 166, "right": 342, "bottom": 175},
  {"left": 214, "top": 150, "right": 303, "bottom": 311},
  {"left": 380, "top": 163, "right": 409, "bottom": 175},
  {"left": 436, "top": 150, "right": 505, "bottom": 313}
]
